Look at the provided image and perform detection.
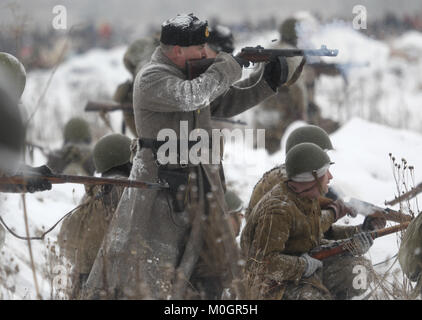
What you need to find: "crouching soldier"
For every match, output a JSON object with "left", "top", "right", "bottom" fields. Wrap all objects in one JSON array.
[
  {"left": 57, "top": 133, "right": 132, "bottom": 299},
  {"left": 241, "top": 142, "right": 385, "bottom": 300}
]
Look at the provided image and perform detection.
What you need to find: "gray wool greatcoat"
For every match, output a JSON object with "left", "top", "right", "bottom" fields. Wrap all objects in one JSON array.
[{"left": 81, "top": 47, "right": 278, "bottom": 299}]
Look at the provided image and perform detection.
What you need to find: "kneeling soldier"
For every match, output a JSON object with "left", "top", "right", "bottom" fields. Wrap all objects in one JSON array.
[
  {"left": 57, "top": 133, "right": 132, "bottom": 299},
  {"left": 241, "top": 142, "right": 384, "bottom": 300}
]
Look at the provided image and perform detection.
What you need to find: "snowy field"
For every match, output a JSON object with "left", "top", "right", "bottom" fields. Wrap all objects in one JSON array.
[{"left": 2, "top": 22, "right": 422, "bottom": 299}]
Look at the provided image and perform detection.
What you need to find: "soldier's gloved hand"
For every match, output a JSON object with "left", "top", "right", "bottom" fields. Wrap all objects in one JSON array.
[
  {"left": 325, "top": 199, "right": 357, "bottom": 221},
  {"left": 233, "top": 54, "right": 250, "bottom": 68},
  {"left": 24, "top": 165, "right": 53, "bottom": 193},
  {"left": 361, "top": 213, "right": 387, "bottom": 231},
  {"left": 347, "top": 232, "right": 373, "bottom": 256},
  {"left": 263, "top": 56, "right": 288, "bottom": 91},
  {"left": 300, "top": 253, "right": 323, "bottom": 278}
]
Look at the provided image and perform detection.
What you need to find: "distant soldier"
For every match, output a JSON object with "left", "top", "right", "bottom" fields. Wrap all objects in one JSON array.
[
  {"left": 57, "top": 133, "right": 132, "bottom": 299},
  {"left": 254, "top": 18, "right": 341, "bottom": 154},
  {"left": 241, "top": 142, "right": 385, "bottom": 300},
  {"left": 113, "top": 37, "right": 158, "bottom": 136},
  {"left": 205, "top": 25, "right": 235, "bottom": 58},
  {"left": 253, "top": 18, "right": 309, "bottom": 154},
  {"left": 47, "top": 117, "right": 95, "bottom": 176}
]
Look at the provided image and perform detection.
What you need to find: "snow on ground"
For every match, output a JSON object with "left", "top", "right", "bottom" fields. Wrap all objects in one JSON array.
[{"left": 2, "top": 22, "right": 422, "bottom": 299}]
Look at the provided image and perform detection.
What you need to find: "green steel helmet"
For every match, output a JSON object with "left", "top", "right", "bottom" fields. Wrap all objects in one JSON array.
[
  {"left": 285, "top": 125, "right": 333, "bottom": 154},
  {"left": 285, "top": 142, "right": 331, "bottom": 182},
  {"left": 279, "top": 18, "right": 298, "bottom": 46},
  {"left": 0, "top": 52, "right": 27, "bottom": 102},
  {"left": 0, "top": 87, "right": 25, "bottom": 171},
  {"left": 207, "top": 25, "right": 234, "bottom": 54},
  {"left": 93, "top": 133, "right": 132, "bottom": 174},
  {"left": 123, "top": 38, "right": 156, "bottom": 76},
  {"left": 63, "top": 117, "right": 92, "bottom": 144},
  {"left": 225, "top": 190, "right": 243, "bottom": 213}
]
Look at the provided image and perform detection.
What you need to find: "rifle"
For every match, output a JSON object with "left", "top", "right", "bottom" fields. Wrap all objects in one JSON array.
[
  {"left": 85, "top": 100, "right": 134, "bottom": 113},
  {"left": 85, "top": 100, "right": 248, "bottom": 126},
  {"left": 320, "top": 196, "right": 412, "bottom": 223},
  {"left": 186, "top": 45, "right": 339, "bottom": 80},
  {"left": 311, "top": 222, "right": 410, "bottom": 260},
  {"left": 385, "top": 181, "right": 422, "bottom": 206},
  {"left": 0, "top": 173, "right": 168, "bottom": 190}
]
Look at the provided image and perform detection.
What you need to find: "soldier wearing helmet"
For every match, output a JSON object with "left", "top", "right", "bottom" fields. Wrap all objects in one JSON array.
[
  {"left": 247, "top": 125, "right": 337, "bottom": 220},
  {"left": 0, "top": 52, "right": 52, "bottom": 194},
  {"left": 57, "top": 133, "right": 132, "bottom": 298},
  {"left": 205, "top": 25, "right": 235, "bottom": 57},
  {"left": 241, "top": 142, "right": 384, "bottom": 300},
  {"left": 47, "top": 117, "right": 95, "bottom": 176}
]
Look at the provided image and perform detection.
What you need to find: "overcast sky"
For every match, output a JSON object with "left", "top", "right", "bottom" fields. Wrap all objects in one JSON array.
[{"left": 1, "top": 0, "right": 421, "bottom": 34}]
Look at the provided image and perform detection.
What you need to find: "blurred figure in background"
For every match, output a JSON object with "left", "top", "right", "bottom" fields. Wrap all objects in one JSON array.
[
  {"left": 254, "top": 17, "right": 340, "bottom": 154},
  {"left": 113, "top": 36, "right": 159, "bottom": 136},
  {"left": 47, "top": 117, "right": 95, "bottom": 176}
]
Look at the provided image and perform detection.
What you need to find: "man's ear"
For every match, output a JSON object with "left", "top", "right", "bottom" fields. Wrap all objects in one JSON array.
[{"left": 173, "top": 45, "right": 183, "bottom": 57}]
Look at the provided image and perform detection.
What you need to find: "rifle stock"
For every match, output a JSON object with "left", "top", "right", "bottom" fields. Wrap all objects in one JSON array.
[
  {"left": 385, "top": 182, "right": 422, "bottom": 206},
  {"left": 311, "top": 222, "right": 410, "bottom": 260},
  {"left": 85, "top": 101, "right": 133, "bottom": 113},
  {"left": 0, "top": 173, "right": 168, "bottom": 190}
]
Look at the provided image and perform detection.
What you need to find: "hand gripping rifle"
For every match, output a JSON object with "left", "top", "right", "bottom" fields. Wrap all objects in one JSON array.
[
  {"left": 319, "top": 196, "right": 412, "bottom": 223},
  {"left": 186, "top": 45, "right": 339, "bottom": 80},
  {"left": 0, "top": 172, "right": 168, "bottom": 190},
  {"left": 310, "top": 221, "right": 410, "bottom": 260}
]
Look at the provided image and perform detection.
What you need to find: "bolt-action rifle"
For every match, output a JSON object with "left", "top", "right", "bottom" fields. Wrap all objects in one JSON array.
[
  {"left": 0, "top": 172, "right": 168, "bottom": 190},
  {"left": 310, "top": 221, "right": 410, "bottom": 260},
  {"left": 186, "top": 44, "right": 339, "bottom": 80},
  {"left": 320, "top": 196, "right": 412, "bottom": 223}
]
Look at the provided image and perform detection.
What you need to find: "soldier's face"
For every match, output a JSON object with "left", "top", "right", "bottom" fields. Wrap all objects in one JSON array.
[
  {"left": 319, "top": 169, "right": 333, "bottom": 195},
  {"left": 180, "top": 44, "right": 207, "bottom": 62},
  {"left": 205, "top": 44, "right": 218, "bottom": 58}
]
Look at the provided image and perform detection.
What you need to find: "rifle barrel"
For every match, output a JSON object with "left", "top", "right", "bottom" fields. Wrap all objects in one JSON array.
[
  {"left": 0, "top": 173, "right": 168, "bottom": 190},
  {"left": 385, "top": 182, "right": 422, "bottom": 206}
]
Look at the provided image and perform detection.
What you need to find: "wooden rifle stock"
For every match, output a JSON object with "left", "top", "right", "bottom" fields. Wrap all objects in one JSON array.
[
  {"left": 0, "top": 173, "right": 168, "bottom": 190},
  {"left": 311, "top": 222, "right": 410, "bottom": 260},
  {"left": 84, "top": 101, "right": 133, "bottom": 113}
]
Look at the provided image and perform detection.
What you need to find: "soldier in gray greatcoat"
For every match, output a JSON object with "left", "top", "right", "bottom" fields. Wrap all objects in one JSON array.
[{"left": 82, "top": 13, "right": 305, "bottom": 300}]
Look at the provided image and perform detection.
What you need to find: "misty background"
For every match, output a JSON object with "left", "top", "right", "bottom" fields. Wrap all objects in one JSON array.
[{"left": 1, "top": 0, "right": 422, "bottom": 33}]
